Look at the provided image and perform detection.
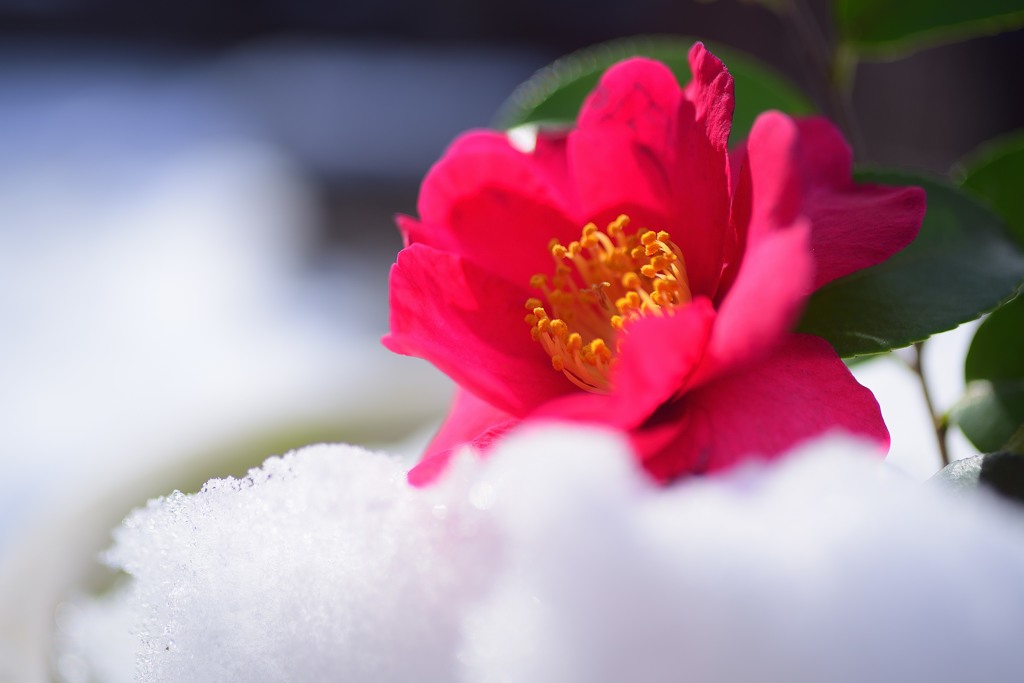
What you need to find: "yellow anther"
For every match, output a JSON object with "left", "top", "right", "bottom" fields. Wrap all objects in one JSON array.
[
  {"left": 525, "top": 215, "right": 690, "bottom": 395},
  {"left": 622, "top": 272, "right": 641, "bottom": 289}
]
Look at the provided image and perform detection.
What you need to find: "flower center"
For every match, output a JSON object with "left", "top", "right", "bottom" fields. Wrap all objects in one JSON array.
[{"left": 525, "top": 214, "right": 692, "bottom": 394}]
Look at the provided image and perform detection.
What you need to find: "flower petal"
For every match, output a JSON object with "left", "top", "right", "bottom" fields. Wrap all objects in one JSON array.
[
  {"left": 717, "top": 143, "right": 753, "bottom": 299},
  {"left": 665, "top": 42, "right": 735, "bottom": 299},
  {"left": 532, "top": 298, "right": 717, "bottom": 429},
  {"left": 636, "top": 334, "right": 888, "bottom": 482},
  {"left": 532, "top": 130, "right": 573, "bottom": 199},
  {"left": 576, "top": 57, "right": 681, "bottom": 151},
  {"left": 385, "top": 243, "right": 574, "bottom": 416},
  {"left": 397, "top": 214, "right": 456, "bottom": 251},
  {"left": 609, "top": 297, "right": 717, "bottom": 424},
  {"left": 408, "top": 389, "right": 518, "bottom": 486},
  {"left": 414, "top": 130, "right": 580, "bottom": 286},
  {"left": 570, "top": 58, "right": 678, "bottom": 236},
  {"left": 567, "top": 127, "right": 673, "bottom": 230},
  {"left": 694, "top": 220, "right": 813, "bottom": 385},
  {"left": 570, "top": 46, "right": 735, "bottom": 301},
  {"left": 741, "top": 113, "right": 925, "bottom": 289}
]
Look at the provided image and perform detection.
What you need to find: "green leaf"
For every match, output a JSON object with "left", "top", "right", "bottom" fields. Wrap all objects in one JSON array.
[
  {"left": 957, "top": 130, "right": 1024, "bottom": 249},
  {"left": 952, "top": 381, "right": 1024, "bottom": 453},
  {"left": 932, "top": 452, "right": 1024, "bottom": 506},
  {"left": 837, "top": 0, "right": 1024, "bottom": 57},
  {"left": 797, "top": 172, "right": 1024, "bottom": 357},
  {"left": 951, "top": 294, "right": 1024, "bottom": 452},
  {"left": 965, "top": 293, "right": 1024, "bottom": 381},
  {"left": 494, "top": 35, "right": 815, "bottom": 140}
]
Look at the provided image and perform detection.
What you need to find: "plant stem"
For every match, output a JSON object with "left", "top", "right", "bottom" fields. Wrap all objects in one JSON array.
[{"left": 910, "top": 342, "right": 951, "bottom": 468}]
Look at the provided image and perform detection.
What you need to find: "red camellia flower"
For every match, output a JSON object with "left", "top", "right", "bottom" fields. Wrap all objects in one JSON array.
[{"left": 386, "top": 43, "right": 925, "bottom": 486}]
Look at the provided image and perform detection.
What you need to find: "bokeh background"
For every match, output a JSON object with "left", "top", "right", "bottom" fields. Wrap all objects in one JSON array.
[{"left": 0, "top": 1, "right": 1021, "bottom": 678}]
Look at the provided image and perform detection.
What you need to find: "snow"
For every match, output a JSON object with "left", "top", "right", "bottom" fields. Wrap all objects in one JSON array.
[{"left": 59, "top": 425, "right": 1024, "bottom": 683}]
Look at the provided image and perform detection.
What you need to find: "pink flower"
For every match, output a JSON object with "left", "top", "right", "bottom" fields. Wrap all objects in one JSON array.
[{"left": 386, "top": 42, "right": 925, "bottom": 486}]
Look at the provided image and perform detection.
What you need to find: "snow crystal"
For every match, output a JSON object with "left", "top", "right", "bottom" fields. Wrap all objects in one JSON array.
[
  {"left": 97, "top": 443, "right": 500, "bottom": 682},
  {"left": 63, "top": 428, "right": 1024, "bottom": 683}
]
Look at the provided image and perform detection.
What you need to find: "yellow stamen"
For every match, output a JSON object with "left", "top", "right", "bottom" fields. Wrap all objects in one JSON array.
[{"left": 525, "top": 214, "right": 692, "bottom": 393}]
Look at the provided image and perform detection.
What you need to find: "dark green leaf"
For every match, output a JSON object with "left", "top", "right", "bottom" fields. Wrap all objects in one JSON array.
[
  {"left": 951, "top": 294, "right": 1024, "bottom": 452},
  {"left": 965, "top": 293, "right": 1024, "bottom": 382},
  {"left": 837, "top": 0, "right": 1024, "bottom": 57},
  {"left": 957, "top": 130, "right": 1024, "bottom": 249},
  {"left": 952, "top": 380, "right": 1024, "bottom": 453},
  {"left": 797, "top": 172, "right": 1024, "bottom": 357},
  {"left": 494, "top": 35, "right": 815, "bottom": 140},
  {"left": 932, "top": 452, "right": 1024, "bottom": 506}
]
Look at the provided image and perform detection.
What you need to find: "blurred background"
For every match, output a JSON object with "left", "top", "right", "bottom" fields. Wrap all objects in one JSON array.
[{"left": 0, "top": 1, "right": 1021, "bottom": 677}]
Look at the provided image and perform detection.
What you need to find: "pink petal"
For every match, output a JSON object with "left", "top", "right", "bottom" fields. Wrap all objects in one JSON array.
[
  {"left": 741, "top": 113, "right": 925, "bottom": 289},
  {"left": 736, "top": 112, "right": 804, "bottom": 244},
  {"left": 636, "top": 334, "right": 889, "bottom": 482},
  {"left": 532, "top": 298, "right": 717, "bottom": 429},
  {"left": 693, "top": 220, "right": 813, "bottom": 385},
  {"left": 414, "top": 130, "right": 581, "bottom": 287},
  {"left": 532, "top": 131, "right": 574, "bottom": 201},
  {"left": 569, "top": 58, "right": 678, "bottom": 240},
  {"left": 683, "top": 42, "right": 735, "bottom": 153},
  {"left": 385, "top": 243, "right": 574, "bottom": 416},
  {"left": 665, "top": 42, "right": 735, "bottom": 300},
  {"left": 609, "top": 297, "right": 717, "bottom": 423},
  {"left": 717, "top": 143, "right": 753, "bottom": 299},
  {"left": 576, "top": 57, "right": 681, "bottom": 151},
  {"left": 408, "top": 389, "right": 519, "bottom": 487},
  {"left": 567, "top": 127, "right": 673, "bottom": 229},
  {"left": 397, "top": 214, "right": 456, "bottom": 251},
  {"left": 570, "top": 47, "right": 735, "bottom": 301}
]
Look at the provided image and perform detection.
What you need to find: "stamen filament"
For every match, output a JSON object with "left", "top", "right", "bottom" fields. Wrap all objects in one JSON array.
[{"left": 526, "top": 215, "right": 692, "bottom": 394}]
